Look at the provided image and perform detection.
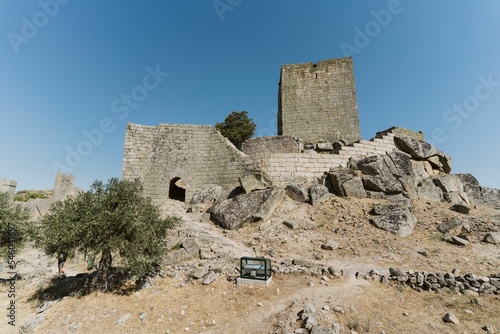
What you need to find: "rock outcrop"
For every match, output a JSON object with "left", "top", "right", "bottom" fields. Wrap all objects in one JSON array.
[{"left": 209, "top": 187, "right": 285, "bottom": 230}]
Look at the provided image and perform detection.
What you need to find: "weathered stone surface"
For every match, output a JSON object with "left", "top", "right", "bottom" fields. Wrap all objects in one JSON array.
[
  {"left": 437, "top": 219, "right": 471, "bottom": 235},
  {"left": 192, "top": 266, "right": 209, "bottom": 279},
  {"left": 386, "top": 151, "right": 415, "bottom": 178},
  {"left": 239, "top": 174, "right": 269, "bottom": 193},
  {"left": 202, "top": 271, "right": 218, "bottom": 285},
  {"left": 415, "top": 179, "right": 443, "bottom": 202},
  {"left": 279, "top": 58, "right": 361, "bottom": 144},
  {"left": 309, "top": 184, "right": 330, "bottom": 206},
  {"left": 283, "top": 220, "right": 301, "bottom": 230},
  {"left": 122, "top": 123, "right": 259, "bottom": 203},
  {"left": 328, "top": 168, "right": 357, "bottom": 197},
  {"left": 410, "top": 160, "right": 430, "bottom": 180},
  {"left": 451, "top": 235, "right": 469, "bottom": 247},
  {"left": 483, "top": 232, "right": 500, "bottom": 244},
  {"left": 443, "top": 312, "right": 459, "bottom": 324},
  {"left": 371, "top": 200, "right": 412, "bottom": 216},
  {"left": 209, "top": 187, "right": 285, "bottom": 230},
  {"left": 394, "top": 136, "right": 440, "bottom": 159},
  {"left": 357, "top": 155, "right": 389, "bottom": 176},
  {"left": 450, "top": 203, "right": 470, "bottom": 214},
  {"left": 321, "top": 240, "right": 339, "bottom": 251},
  {"left": 433, "top": 174, "right": 464, "bottom": 193},
  {"left": 316, "top": 142, "right": 333, "bottom": 151},
  {"left": 370, "top": 208, "right": 416, "bottom": 237},
  {"left": 362, "top": 176, "right": 403, "bottom": 194},
  {"left": 285, "top": 183, "right": 309, "bottom": 202},
  {"left": 342, "top": 178, "right": 367, "bottom": 198}
]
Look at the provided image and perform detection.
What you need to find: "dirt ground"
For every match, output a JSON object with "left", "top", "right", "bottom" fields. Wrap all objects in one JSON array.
[{"left": 1, "top": 196, "right": 499, "bottom": 334}]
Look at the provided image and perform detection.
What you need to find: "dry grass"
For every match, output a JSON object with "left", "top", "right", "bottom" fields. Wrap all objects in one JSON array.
[{"left": 2, "top": 196, "right": 499, "bottom": 333}]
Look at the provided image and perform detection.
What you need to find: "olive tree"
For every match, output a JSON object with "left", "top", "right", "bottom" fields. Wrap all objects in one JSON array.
[
  {"left": 38, "top": 178, "right": 179, "bottom": 290},
  {"left": 0, "top": 192, "right": 32, "bottom": 262}
]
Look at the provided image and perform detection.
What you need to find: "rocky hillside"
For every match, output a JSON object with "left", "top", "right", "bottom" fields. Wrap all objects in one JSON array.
[{"left": 1, "top": 137, "right": 500, "bottom": 334}]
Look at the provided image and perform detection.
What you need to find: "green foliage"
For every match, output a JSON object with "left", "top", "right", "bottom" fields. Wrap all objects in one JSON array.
[
  {"left": 0, "top": 192, "right": 32, "bottom": 259},
  {"left": 38, "top": 178, "right": 179, "bottom": 290},
  {"left": 13, "top": 190, "right": 49, "bottom": 202},
  {"left": 215, "top": 111, "right": 256, "bottom": 149}
]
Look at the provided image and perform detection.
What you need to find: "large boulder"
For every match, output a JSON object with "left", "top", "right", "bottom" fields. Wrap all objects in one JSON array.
[
  {"left": 415, "top": 179, "right": 443, "bottom": 202},
  {"left": 433, "top": 174, "right": 464, "bottom": 193},
  {"left": 394, "top": 136, "right": 451, "bottom": 172},
  {"left": 309, "top": 184, "right": 330, "bottom": 206},
  {"left": 285, "top": 183, "right": 309, "bottom": 202},
  {"left": 209, "top": 187, "right": 285, "bottom": 230},
  {"left": 190, "top": 185, "right": 229, "bottom": 204},
  {"left": 329, "top": 168, "right": 357, "bottom": 197},
  {"left": 342, "top": 178, "right": 367, "bottom": 198},
  {"left": 385, "top": 151, "right": 415, "bottom": 178},
  {"left": 239, "top": 174, "right": 270, "bottom": 193},
  {"left": 394, "top": 136, "right": 440, "bottom": 159},
  {"left": 370, "top": 206, "right": 417, "bottom": 237},
  {"left": 362, "top": 176, "right": 404, "bottom": 194}
]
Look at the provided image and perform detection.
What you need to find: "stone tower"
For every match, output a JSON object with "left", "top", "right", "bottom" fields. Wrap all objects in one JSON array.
[{"left": 278, "top": 57, "right": 361, "bottom": 144}]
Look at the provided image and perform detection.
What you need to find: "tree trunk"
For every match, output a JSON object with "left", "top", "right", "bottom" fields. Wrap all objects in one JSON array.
[{"left": 96, "top": 249, "right": 112, "bottom": 290}]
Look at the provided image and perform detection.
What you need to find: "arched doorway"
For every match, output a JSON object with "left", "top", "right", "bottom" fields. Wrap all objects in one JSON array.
[{"left": 169, "top": 177, "right": 186, "bottom": 202}]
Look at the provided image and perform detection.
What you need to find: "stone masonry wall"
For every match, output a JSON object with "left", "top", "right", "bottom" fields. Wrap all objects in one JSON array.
[
  {"left": 278, "top": 57, "right": 361, "bottom": 144},
  {"left": 241, "top": 136, "right": 301, "bottom": 157},
  {"left": 122, "top": 123, "right": 256, "bottom": 202},
  {"left": 252, "top": 132, "right": 398, "bottom": 185},
  {"left": 377, "top": 126, "right": 424, "bottom": 142}
]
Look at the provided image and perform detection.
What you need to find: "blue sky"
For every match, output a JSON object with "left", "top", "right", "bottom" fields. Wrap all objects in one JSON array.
[{"left": 1, "top": 0, "right": 499, "bottom": 191}]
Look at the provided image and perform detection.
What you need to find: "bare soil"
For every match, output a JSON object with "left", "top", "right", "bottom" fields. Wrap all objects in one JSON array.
[{"left": 1, "top": 196, "right": 499, "bottom": 334}]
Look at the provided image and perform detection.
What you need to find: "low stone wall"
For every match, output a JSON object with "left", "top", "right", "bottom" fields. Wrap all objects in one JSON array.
[{"left": 365, "top": 268, "right": 500, "bottom": 296}]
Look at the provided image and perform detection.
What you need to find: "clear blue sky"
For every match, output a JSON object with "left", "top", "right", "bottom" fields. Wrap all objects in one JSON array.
[{"left": 1, "top": 0, "right": 499, "bottom": 191}]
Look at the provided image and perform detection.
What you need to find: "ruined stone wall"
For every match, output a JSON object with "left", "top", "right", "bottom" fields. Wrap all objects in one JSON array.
[
  {"left": 377, "top": 126, "right": 424, "bottom": 142},
  {"left": 278, "top": 57, "right": 361, "bottom": 144},
  {"left": 241, "top": 136, "right": 301, "bottom": 157},
  {"left": 251, "top": 132, "right": 397, "bottom": 185},
  {"left": 0, "top": 178, "right": 17, "bottom": 198},
  {"left": 122, "top": 123, "right": 256, "bottom": 202}
]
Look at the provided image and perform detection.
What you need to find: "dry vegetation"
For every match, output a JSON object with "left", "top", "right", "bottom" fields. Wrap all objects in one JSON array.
[{"left": 1, "top": 196, "right": 499, "bottom": 334}]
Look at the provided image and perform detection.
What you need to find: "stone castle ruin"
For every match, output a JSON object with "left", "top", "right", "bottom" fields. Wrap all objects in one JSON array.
[
  {"left": 278, "top": 57, "right": 361, "bottom": 144},
  {"left": 121, "top": 57, "right": 500, "bottom": 218}
]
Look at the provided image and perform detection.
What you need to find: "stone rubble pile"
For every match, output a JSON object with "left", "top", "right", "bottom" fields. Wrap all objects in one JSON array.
[{"left": 364, "top": 268, "right": 500, "bottom": 296}]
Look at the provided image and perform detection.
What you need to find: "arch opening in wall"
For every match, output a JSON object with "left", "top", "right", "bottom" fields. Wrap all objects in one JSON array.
[{"left": 169, "top": 177, "right": 186, "bottom": 202}]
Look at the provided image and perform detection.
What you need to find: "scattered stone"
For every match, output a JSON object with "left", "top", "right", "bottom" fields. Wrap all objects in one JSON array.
[
  {"left": 283, "top": 220, "right": 300, "bottom": 230},
  {"left": 116, "top": 313, "right": 132, "bottom": 326},
  {"left": 483, "top": 232, "right": 500, "bottom": 244},
  {"left": 138, "top": 313, "right": 147, "bottom": 321},
  {"left": 239, "top": 174, "right": 269, "bottom": 193},
  {"left": 310, "top": 184, "right": 330, "bottom": 206},
  {"left": 321, "top": 240, "right": 339, "bottom": 251},
  {"left": 451, "top": 235, "right": 469, "bottom": 247},
  {"left": 285, "top": 183, "right": 309, "bottom": 202},
  {"left": 192, "top": 267, "right": 208, "bottom": 279},
  {"left": 36, "top": 301, "right": 54, "bottom": 314},
  {"left": 482, "top": 325, "right": 495, "bottom": 333},
  {"left": 443, "top": 312, "right": 459, "bottom": 324},
  {"left": 202, "top": 271, "right": 218, "bottom": 285},
  {"left": 333, "top": 306, "right": 344, "bottom": 314},
  {"left": 20, "top": 313, "right": 46, "bottom": 333},
  {"left": 370, "top": 208, "right": 416, "bottom": 237}
]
